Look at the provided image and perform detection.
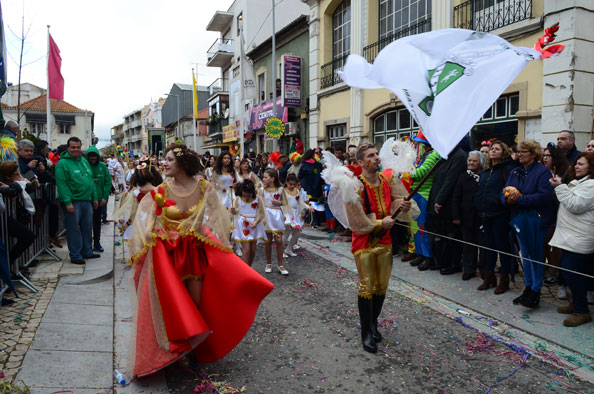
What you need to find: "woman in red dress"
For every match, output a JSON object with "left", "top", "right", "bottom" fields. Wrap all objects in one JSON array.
[{"left": 127, "top": 144, "right": 273, "bottom": 378}]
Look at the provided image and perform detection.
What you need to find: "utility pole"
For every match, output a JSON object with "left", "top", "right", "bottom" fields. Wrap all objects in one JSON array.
[{"left": 271, "top": 0, "right": 278, "bottom": 152}]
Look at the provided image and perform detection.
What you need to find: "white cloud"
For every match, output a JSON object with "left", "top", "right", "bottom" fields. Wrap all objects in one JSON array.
[{"left": 3, "top": 0, "right": 230, "bottom": 146}]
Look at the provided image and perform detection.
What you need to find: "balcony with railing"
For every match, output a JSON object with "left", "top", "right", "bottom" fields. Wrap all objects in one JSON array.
[
  {"left": 453, "top": 0, "right": 531, "bottom": 32},
  {"left": 207, "top": 38, "right": 234, "bottom": 68},
  {"left": 320, "top": 53, "right": 349, "bottom": 90},
  {"left": 363, "top": 19, "right": 432, "bottom": 64},
  {"left": 208, "top": 78, "right": 229, "bottom": 99},
  {"left": 207, "top": 116, "right": 229, "bottom": 137}
]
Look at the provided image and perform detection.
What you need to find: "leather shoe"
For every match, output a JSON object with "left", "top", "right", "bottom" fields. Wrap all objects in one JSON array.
[
  {"left": 401, "top": 253, "right": 417, "bottom": 262},
  {"left": 409, "top": 255, "right": 424, "bottom": 267},
  {"left": 71, "top": 259, "right": 86, "bottom": 265},
  {"left": 84, "top": 254, "right": 100, "bottom": 259},
  {"left": 440, "top": 266, "right": 461, "bottom": 275},
  {"left": 462, "top": 272, "right": 476, "bottom": 281}
]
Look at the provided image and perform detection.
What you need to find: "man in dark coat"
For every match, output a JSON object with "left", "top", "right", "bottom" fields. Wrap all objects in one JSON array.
[
  {"left": 557, "top": 130, "right": 580, "bottom": 163},
  {"left": 419, "top": 137, "right": 469, "bottom": 273}
]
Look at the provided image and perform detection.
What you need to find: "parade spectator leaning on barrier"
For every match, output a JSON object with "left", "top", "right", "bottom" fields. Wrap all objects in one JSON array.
[
  {"left": 503, "top": 140, "right": 554, "bottom": 310},
  {"left": 16, "top": 139, "right": 42, "bottom": 188},
  {"left": 474, "top": 140, "right": 515, "bottom": 294},
  {"left": 55, "top": 137, "right": 99, "bottom": 265},
  {"left": 85, "top": 146, "right": 111, "bottom": 253},
  {"left": 0, "top": 161, "right": 35, "bottom": 264},
  {"left": 33, "top": 139, "right": 62, "bottom": 248},
  {"left": 451, "top": 150, "right": 485, "bottom": 281},
  {"left": 549, "top": 152, "right": 594, "bottom": 327},
  {"left": 557, "top": 130, "right": 581, "bottom": 164}
]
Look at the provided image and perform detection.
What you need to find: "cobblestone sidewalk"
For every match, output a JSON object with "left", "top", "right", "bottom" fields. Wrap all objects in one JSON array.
[{"left": 0, "top": 244, "right": 81, "bottom": 383}]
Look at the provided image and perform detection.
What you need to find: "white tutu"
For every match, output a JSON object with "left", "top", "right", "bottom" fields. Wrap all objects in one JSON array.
[
  {"left": 284, "top": 208, "right": 305, "bottom": 229},
  {"left": 232, "top": 214, "right": 266, "bottom": 242},
  {"left": 265, "top": 207, "right": 285, "bottom": 233}
]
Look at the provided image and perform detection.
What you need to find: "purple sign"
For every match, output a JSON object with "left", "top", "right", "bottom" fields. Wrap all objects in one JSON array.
[
  {"left": 282, "top": 56, "right": 302, "bottom": 107},
  {"left": 248, "top": 97, "right": 288, "bottom": 131}
]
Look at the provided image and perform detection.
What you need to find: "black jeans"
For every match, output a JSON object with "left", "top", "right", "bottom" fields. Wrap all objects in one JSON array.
[
  {"left": 93, "top": 206, "right": 102, "bottom": 245},
  {"left": 390, "top": 220, "right": 408, "bottom": 255},
  {"left": 561, "top": 250, "right": 591, "bottom": 314},
  {"left": 461, "top": 225, "right": 478, "bottom": 274},
  {"left": 6, "top": 216, "right": 35, "bottom": 264},
  {"left": 429, "top": 215, "right": 462, "bottom": 270}
]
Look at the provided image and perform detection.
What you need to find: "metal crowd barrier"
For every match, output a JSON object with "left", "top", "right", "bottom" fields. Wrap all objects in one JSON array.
[{"left": 0, "top": 183, "right": 62, "bottom": 298}]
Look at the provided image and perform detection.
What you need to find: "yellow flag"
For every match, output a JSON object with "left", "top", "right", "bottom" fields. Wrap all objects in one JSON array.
[{"left": 192, "top": 69, "right": 199, "bottom": 120}]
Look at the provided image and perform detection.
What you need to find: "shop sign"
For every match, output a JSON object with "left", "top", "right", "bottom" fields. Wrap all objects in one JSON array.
[
  {"left": 223, "top": 123, "right": 237, "bottom": 142},
  {"left": 248, "top": 97, "right": 288, "bottom": 131},
  {"left": 282, "top": 56, "right": 301, "bottom": 107}
]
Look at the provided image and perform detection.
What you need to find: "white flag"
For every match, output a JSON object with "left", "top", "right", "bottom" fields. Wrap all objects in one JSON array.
[{"left": 338, "top": 29, "right": 542, "bottom": 158}]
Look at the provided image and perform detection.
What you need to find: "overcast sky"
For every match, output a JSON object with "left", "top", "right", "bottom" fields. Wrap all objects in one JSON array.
[{"left": 2, "top": 0, "right": 232, "bottom": 146}]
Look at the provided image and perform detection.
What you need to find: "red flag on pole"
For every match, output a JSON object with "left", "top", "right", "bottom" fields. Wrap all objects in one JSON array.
[{"left": 48, "top": 33, "right": 64, "bottom": 100}]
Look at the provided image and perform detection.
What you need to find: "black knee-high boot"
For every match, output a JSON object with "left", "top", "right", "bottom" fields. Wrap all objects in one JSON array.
[
  {"left": 358, "top": 296, "right": 377, "bottom": 353},
  {"left": 370, "top": 295, "right": 385, "bottom": 342}
]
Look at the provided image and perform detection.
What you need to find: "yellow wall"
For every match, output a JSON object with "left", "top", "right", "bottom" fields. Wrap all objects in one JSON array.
[
  {"left": 316, "top": 0, "right": 546, "bottom": 145},
  {"left": 318, "top": 90, "right": 351, "bottom": 140},
  {"left": 320, "top": 0, "right": 344, "bottom": 65},
  {"left": 366, "top": 1, "right": 379, "bottom": 47}
]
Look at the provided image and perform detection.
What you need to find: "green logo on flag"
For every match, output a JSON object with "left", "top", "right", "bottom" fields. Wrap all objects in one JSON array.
[{"left": 419, "top": 62, "right": 466, "bottom": 116}]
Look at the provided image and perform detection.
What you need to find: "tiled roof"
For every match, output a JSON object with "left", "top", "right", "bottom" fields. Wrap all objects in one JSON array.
[{"left": 2, "top": 94, "right": 91, "bottom": 113}]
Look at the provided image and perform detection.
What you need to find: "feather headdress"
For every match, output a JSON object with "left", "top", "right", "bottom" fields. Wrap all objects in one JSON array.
[
  {"left": 321, "top": 151, "right": 360, "bottom": 204},
  {"left": 379, "top": 137, "right": 416, "bottom": 175},
  {"left": 0, "top": 137, "right": 18, "bottom": 162}
]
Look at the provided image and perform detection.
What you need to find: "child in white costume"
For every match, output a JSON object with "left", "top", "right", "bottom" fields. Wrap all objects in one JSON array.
[
  {"left": 261, "top": 168, "right": 287, "bottom": 275},
  {"left": 230, "top": 179, "right": 266, "bottom": 267},
  {"left": 282, "top": 173, "right": 312, "bottom": 257}
]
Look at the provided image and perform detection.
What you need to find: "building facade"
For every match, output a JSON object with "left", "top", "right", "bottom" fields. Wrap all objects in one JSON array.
[
  {"left": 162, "top": 83, "right": 209, "bottom": 153},
  {"left": 307, "top": 0, "right": 593, "bottom": 151},
  {"left": 122, "top": 108, "right": 144, "bottom": 155},
  {"left": 205, "top": 0, "right": 310, "bottom": 155},
  {"left": 2, "top": 94, "right": 94, "bottom": 148}
]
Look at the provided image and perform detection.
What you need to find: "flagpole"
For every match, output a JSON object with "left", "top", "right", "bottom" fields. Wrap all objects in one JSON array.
[
  {"left": 192, "top": 68, "right": 197, "bottom": 151},
  {"left": 271, "top": 0, "right": 278, "bottom": 152},
  {"left": 46, "top": 25, "right": 50, "bottom": 145},
  {"left": 239, "top": 22, "right": 245, "bottom": 159}
]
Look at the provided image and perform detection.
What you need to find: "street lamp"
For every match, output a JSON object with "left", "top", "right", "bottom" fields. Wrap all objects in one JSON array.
[{"left": 165, "top": 93, "right": 180, "bottom": 140}]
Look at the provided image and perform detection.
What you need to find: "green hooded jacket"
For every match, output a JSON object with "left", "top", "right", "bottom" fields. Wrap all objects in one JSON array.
[
  {"left": 85, "top": 146, "right": 112, "bottom": 202},
  {"left": 55, "top": 149, "right": 98, "bottom": 206}
]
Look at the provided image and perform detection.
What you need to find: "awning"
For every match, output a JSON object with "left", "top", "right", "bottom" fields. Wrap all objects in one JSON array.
[
  {"left": 201, "top": 143, "right": 231, "bottom": 149},
  {"left": 55, "top": 115, "right": 76, "bottom": 124}
]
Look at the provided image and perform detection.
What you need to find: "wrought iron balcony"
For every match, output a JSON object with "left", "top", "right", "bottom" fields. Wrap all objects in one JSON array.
[
  {"left": 363, "top": 19, "right": 432, "bottom": 64},
  {"left": 453, "top": 0, "right": 532, "bottom": 32},
  {"left": 320, "top": 53, "right": 349, "bottom": 90}
]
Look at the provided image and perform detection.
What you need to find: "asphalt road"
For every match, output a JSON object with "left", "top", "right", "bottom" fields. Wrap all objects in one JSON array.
[{"left": 166, "top": 247, "right": 594, "bottom": 394}]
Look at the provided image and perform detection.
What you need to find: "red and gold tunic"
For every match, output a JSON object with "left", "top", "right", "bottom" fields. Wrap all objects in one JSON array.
[{"left": 347, "top": 170, "right": 419, "bottom": 256}]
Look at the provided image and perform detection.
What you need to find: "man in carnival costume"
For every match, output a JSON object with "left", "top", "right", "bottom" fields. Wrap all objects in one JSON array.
[
  {"left": 343, "top": 143, "right": 418, "bottom": 353},
  {"left": 407, "top": 131, "right": 441, "bottom": 271}
]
